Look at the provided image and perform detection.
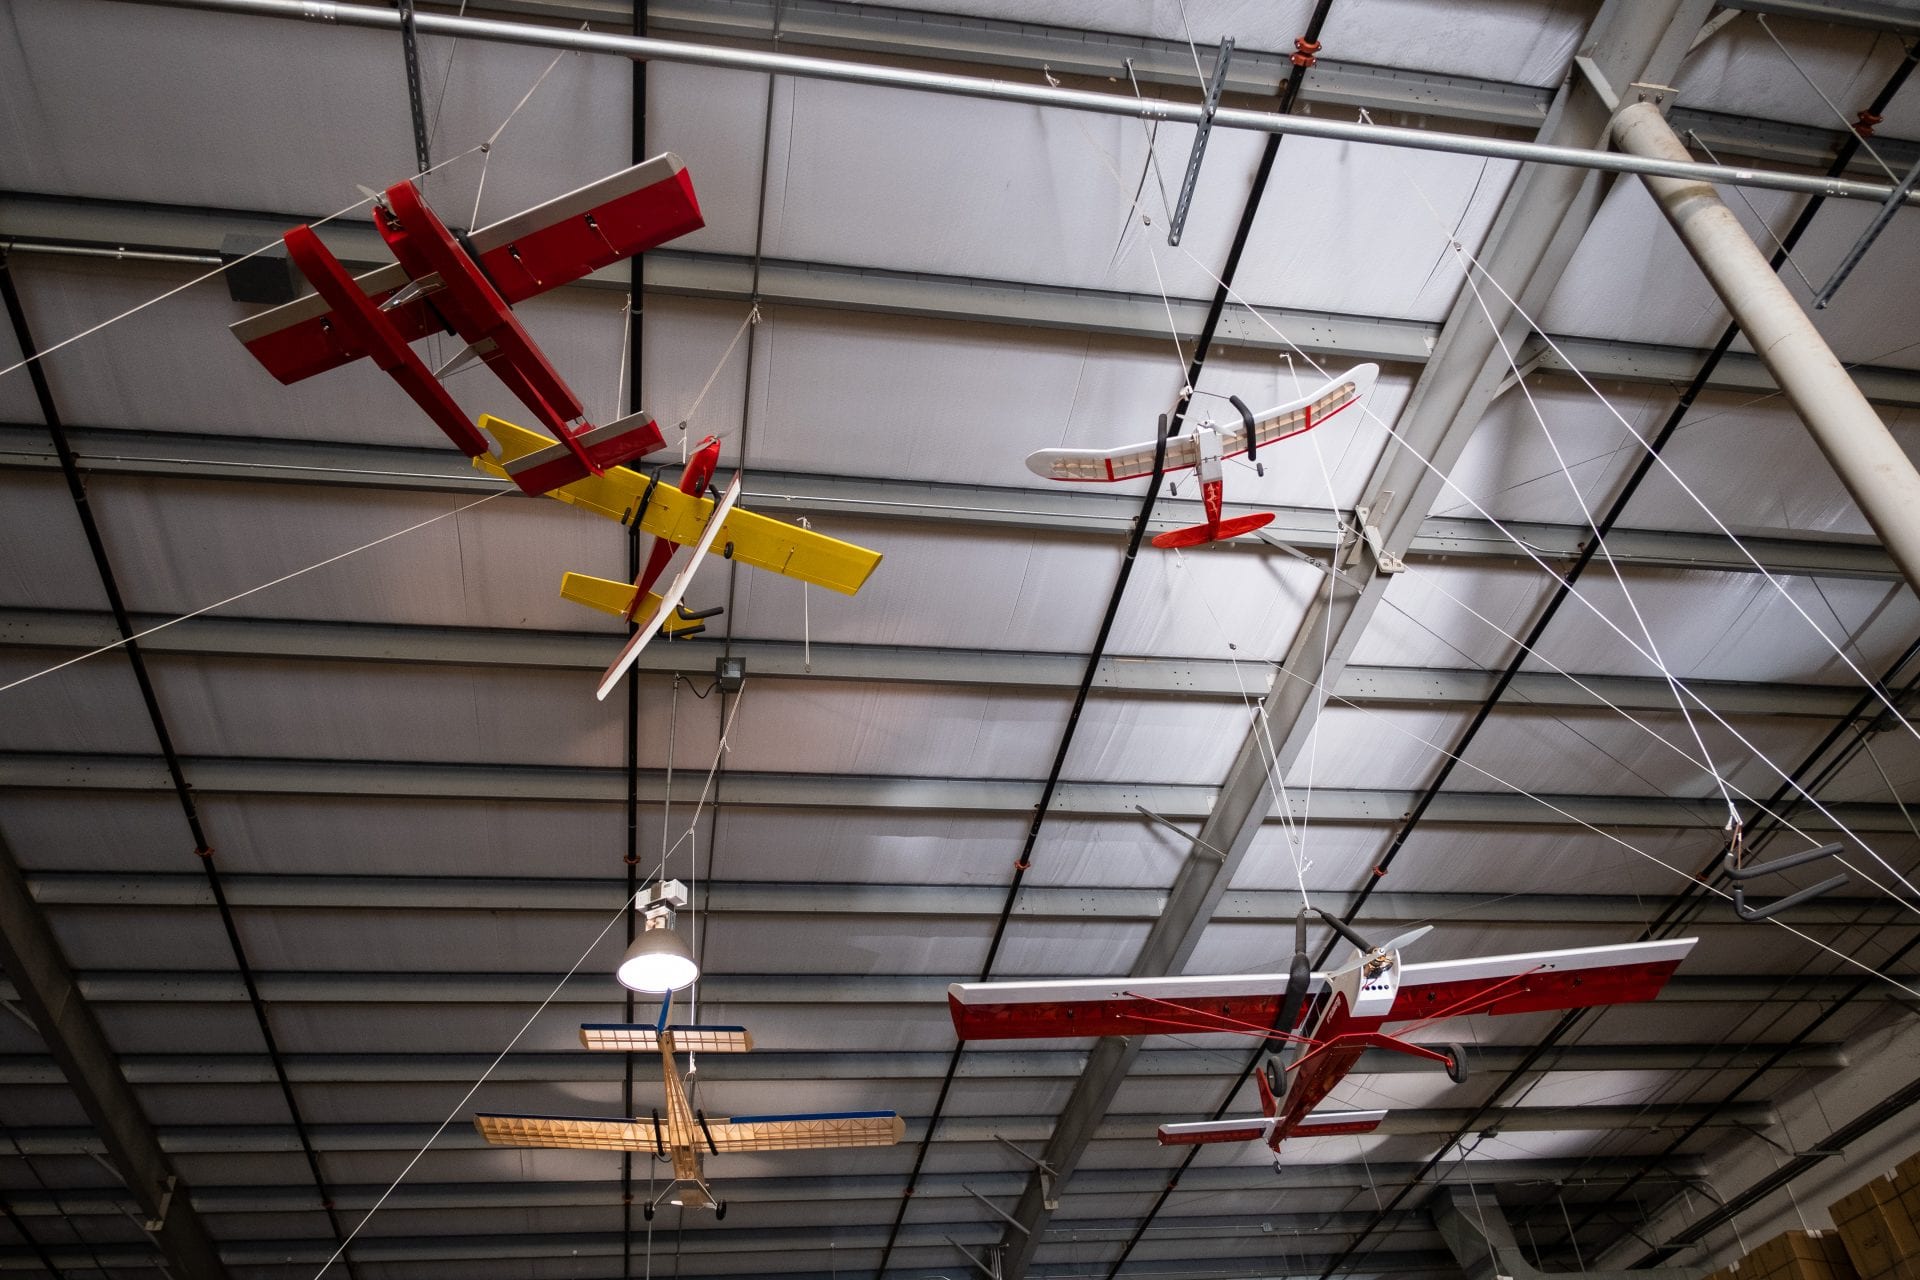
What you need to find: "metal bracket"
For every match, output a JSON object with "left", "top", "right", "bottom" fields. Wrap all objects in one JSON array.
[
  {"left": 992, "top": 1133, "right": 1060, "bottom": 1210},
  {"left": 946, "top": 1236, "right": 1003, "bottom": 1279},
  {"left": 1134, "top": 805, "right": 1227, "bottom": 862},
  {"left": 1354, "top": 499, "right": 1405, "bottom": 574},
  {"left": 962, "top": 1184, "right": 1031, "bottom": 1235},
  {"left": 142, "top": 1175, "right": 176, "bottom": 1232},
  {"left": 396, "top": 0, "right": 432, "bottom": 175},
  {"left": 1813, "top": 149, "right": 1920, "bottom": 309},
  {"left": 1722, "top": 821, "right": 1848, "bottom": 921},
  {"left": 1168, "top": 37, "right": 1235, "bottom": 247}
]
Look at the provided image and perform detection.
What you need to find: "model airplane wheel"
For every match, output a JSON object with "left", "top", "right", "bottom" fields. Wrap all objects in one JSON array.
[
  {"left": 1445, "top": 1043, "right": 1470, "bottom": 1084},
  {"left": 713, "top": 1202, "right": 727, "bottom": 1221},
  {"left": 1264, "top": 1057, "right": 1287, "bottom": 1099},
  {"left": 641, "top": 1203, "right": 654, "bottom": 1222}
]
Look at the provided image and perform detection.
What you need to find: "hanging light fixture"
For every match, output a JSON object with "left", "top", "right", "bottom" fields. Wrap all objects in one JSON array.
[{"left": 617, "top": 879, "right": 699, "bottom": 993}]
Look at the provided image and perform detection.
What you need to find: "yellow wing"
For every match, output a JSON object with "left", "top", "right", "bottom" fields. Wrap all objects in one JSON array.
[
  {"left": 558, "top": 573, "right": 704, "bottom": 635},
  {"left": 475, "top": 1112, "right": 666, "bottom": 1153},
  {"left": 703, "top": 1112, "right": 906, "bottom": 1153},
  {"left": 477, "top": 415, "right": 881, "bottom": 596}
]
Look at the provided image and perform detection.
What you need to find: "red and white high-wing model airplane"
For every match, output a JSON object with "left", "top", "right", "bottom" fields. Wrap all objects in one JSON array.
[
  {"left": 949, "top": 911, "right": 1695, "bottom": 1154},
  {"left": 231, "top": 155, "right": 704, "bottom": 496},
  {"left": 1024, "top": 364, "right": 1378, "bottom": 549}
]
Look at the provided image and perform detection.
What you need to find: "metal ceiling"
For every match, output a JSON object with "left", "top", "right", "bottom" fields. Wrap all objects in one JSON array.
[{"left": 4, "top": 1, "right": 1920, "bottom": 1279}]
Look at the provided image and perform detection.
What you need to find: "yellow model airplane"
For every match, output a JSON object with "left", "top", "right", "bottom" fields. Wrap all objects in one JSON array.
[
  {"left": 475, "top": 415, "right": 882, "bottom": 696},
  {"left": 475, "top": 1017, "right": 905, "bottom": 1218}
]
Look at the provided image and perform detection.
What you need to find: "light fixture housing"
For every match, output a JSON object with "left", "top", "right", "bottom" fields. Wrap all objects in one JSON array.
[{"left": 617, "top": 880, "right": 699, "bottom": 993}]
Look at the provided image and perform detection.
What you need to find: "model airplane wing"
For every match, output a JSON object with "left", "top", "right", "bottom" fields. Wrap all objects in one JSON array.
[
  {"left": 1023, "top": 364, "right": 1378, "bottom": 483},
  {"left": 579, "top": 1023, "right": 754, "bottom": 1053},
  {"left": 477, "top": 415, "right": 883, "bottom": 596},
  {"left": 232, "top": 155, "right": 703, "bottom": 385},
  {"left": 700, "top": 1111, "right": 906, "bottom": 1152},
  {"left": 948, "top": 938, "right": 1697, "bottom": 1040},
  {"left": 475, "top": 1111, "right": 669, "bottom": 1152},
  {"left": 597, "top": 474, "right": 741, "bottom": 700}
]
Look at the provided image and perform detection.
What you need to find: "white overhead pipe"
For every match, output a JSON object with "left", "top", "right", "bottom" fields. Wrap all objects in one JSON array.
[
  {"left": 1613, "top": 97, "right": 1920, "bottom": 599},
  {"left": 120, "top": 0, "right": 1920, "bottom": 208}
]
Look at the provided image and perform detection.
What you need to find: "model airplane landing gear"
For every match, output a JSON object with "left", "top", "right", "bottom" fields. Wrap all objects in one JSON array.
[
  {"left": 713, "top": 1201, "right": 727, "bottom": 1220},
  {"left": 641, "top": 1202, "right": 654, "bottom": 1222},
  {"left": 1445, "top": 1043, "right": 1470, "bottom": 1084}
]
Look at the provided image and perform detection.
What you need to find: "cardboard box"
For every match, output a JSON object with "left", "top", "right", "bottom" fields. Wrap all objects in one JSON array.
[
  {"left": 1830, "top": 1177, "right": 1920, "bottom": 1280},
  {"left": 1734, "top": 1228, "right": 1859, "bottom": 1280}
]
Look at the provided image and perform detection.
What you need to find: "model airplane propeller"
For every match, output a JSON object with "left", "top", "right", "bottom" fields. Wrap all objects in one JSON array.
[
  {"left": 232, "top": 155, "right": 706, "bottom": 496},
  {"left": 476, "top": 1007, "right": 905, "bottom": 1219},
  {"left": 1024, "top": 364, "right": 1379, "bottom": 548},
  {"left": 473, "top": 418, "right": 883, "bottom": 698},
  {"left": 949, "top": 922, "right": 1696, "bottom": 1154}
]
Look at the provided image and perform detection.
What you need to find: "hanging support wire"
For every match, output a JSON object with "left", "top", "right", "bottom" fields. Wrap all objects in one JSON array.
[
  {"left": 1721, "top": 818, "right": 1849, "bottom": 922},
  {"left": 1168, "top": 36, "right": 1235, "bottom": 246}
]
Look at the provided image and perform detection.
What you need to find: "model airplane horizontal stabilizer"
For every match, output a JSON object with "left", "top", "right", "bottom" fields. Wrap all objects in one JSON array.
[
  {"left": 560, "top": 574, "right": 706, "bottom": 634},
  {"left": 475, "top": 1109, "right": 904, "bottom": 1153},
  {"left": 948, "top": 937, "right": 1696, "bottom": 1041},
  {"left": 476, "top": 416, "right": 883, "bottom": 596},
  {"left": 1025, "top": 365, "right": 1378, "bottom": 483},
  {"left": 580, "top": 1023, "right": 753, "bottom": 1053},
  {"left": 1154, "top": 1118, "right": 1271, "bottom": 1146}
]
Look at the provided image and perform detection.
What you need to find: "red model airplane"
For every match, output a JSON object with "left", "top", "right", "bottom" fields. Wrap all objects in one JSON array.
[
  {"left": 1023, "top": 364, "right": 1378, "bottom": 548},
  {"left": 231, "top": 155, "right": 705, "bottom": 495},
  {"left": 949, "top": 910, "right": 1695, "bottom": 1153}
]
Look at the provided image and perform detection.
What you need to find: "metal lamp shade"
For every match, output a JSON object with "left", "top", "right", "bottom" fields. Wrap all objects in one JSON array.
[{"left": 616, "top": 925, "right": 699, "bottom": 993}]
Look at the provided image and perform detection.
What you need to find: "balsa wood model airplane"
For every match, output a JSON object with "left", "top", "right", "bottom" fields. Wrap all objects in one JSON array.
[
  {"left": 1024, "top": 364, "right": 1378, "bottom": 548},
  {"left": 232, "top": 156, "right": 705, "bottom": 495},
  {"left": 476, "top": 418, "right": 883, "bottom": 698},
  {"left": 950, "top": 911, "right": 1695, "bottom": 1154},
  {"left": 476, "top": 1015, "right": 905, "bottom": 1218}
]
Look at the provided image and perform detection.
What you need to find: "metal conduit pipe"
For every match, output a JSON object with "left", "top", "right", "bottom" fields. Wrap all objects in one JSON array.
[
  {"left": 1613, "top": 97, "right": 1920, "bottom": 599},
  {"left": 121, "top": 0, "right": 1920, "bottom": 208}
]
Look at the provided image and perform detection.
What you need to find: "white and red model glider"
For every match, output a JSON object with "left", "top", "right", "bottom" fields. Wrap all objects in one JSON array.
[
  {"left": 231, "top": 155, "right": 705, "bottom": 496},
  {"left": 949, "top": 911, "right": 1695, "bottom": 1153},
  {"left": 1024, "top": 364, "right": 1378, "bottom": 548}
]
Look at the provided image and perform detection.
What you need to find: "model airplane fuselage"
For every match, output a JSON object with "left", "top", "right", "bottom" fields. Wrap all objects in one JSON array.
[
  {"left": 232, "top": 156, "right": 705, "bottom": 495},
  {"left": 950, "top": 933, "right": 1695, "bottom": 1153},
  {"left": 476, "top": 1019, "right": 904, "bottom": 1218},
  {"left": 1024, "top": 364, "right": 1379, "bottom": 549}
]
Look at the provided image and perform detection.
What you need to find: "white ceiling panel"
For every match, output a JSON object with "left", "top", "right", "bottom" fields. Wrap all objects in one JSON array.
[
  {"left": 713, "top": 807, "right": 1028, "bottom": 885},
  {"left": 719, "top": 680, "right": 1069, "bottom": 779},
  {"left": 1102, "top": 538, "right": 1328, "bottom": 662},
  {"left": 44, "top": 904, "right": 236, "bottom": 972},
  {"left": 1232, "top": 142, "right": 1519, "bottom": 322},
  {"left": 1622, "top": 396, "right": 1920, "bottom": 539},
  {"left": 85, "top": 476, "right": 623, "bottom": 630},
  {"left": 1434, "top": 378, "right": 1673, "bottom": 525},
  {"left": 1676, "top": 14, "right": 1906, "bottom": 133},
  {"left": 1526, "top": 567, "right": 1920, "bottom": 685},
  {"left": 144, "top": 656, "right": 666, "bottom": 769},
  {"left": 0, "top": 474, "right": 109, "bottom": 611},
  {"left": 1352, "top": 559, "right": 1546, "bottom": 670},
  {"left": 189, "top": 795, "right": 633, "bottom": 880},
  {"left": 1059, "top": 694, "right": 1256, "bottom": 785},
  {"left": 762, "top": 76, "right": 1263, "bottom": 297},
  {"left": 0, "top": 651, "right": 159, "bottom": 754},
  {"left": 0, "top": 793, "right": 190, "bottom": 872},
  {"left": 724, "top": 520, "right": 1111, "bottom": 651},
  {"left": 228, "top": 908, "right": 635, "bottom": 977},
  {"left": 1281, "top": 702, "right": 1474, "bottom": 790}
]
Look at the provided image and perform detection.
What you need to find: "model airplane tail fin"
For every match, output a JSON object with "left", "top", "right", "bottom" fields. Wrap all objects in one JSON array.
[
  {"left": 1157, "top": 1117, "right": 1271, "bottom": 1147},
  {"left": 1290, "top": 1108, "right": 1387, "bottom": 1138},
  {"left": 1150, "top": 510, "right": 1274, "bottom": 549}
]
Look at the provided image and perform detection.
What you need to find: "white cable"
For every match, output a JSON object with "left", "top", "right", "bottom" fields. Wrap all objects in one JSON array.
[
  {"left": 308, "top": 884, "right": 643, "bottom": 1279},
  {"left": 0, "top": 490, "right": 509, "bottom": 697}
]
